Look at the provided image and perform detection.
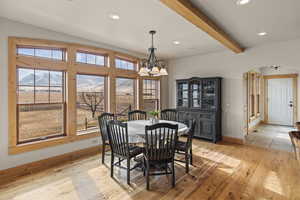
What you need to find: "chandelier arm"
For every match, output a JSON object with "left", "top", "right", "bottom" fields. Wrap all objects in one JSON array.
[{"left": 139, "top": 30, "right": 167, "bottom": 76}]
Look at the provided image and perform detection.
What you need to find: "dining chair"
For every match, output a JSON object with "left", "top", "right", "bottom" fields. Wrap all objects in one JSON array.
[
  {"left": 144, "top": 123, "right": 179, "bottom": 190},
  {"left": 160, "top": 109, "right": 178, "bottom": 121},
  {"left": 289, "top": 131, "right": 300, "bottom": 161},
  {"left": 107, "top": 120, "right": 144, "bottom": 185},
  {"left": 128, "top": 110, "right": 147, "bottom": 121},
  {"left": 175, "top": 119, "right": 196, "bottom": 173},
  {"left": 98, "top": 112, "right": 115, "bottom": 164}
]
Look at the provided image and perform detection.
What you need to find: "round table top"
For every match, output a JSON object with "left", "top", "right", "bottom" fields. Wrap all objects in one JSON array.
[{"left": 126, "top": 120, "right": 189, "bottom": 143}]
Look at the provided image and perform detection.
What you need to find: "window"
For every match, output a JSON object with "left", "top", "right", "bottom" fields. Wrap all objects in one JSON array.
[
  {"left": 256, "top": 75, "right": 261, "bottom": 115},
  {"left": 17, "top": 68, "right": 65, "bottom": 143},
  {"left": 9, "top": 38, "right": 162, "bottom": 154},
  {"left": 250, "top": 73, "right": 255, "bottom": 117},
  {"left": 143, "top": 79, "right": 160, "bottom": 111},
  {"left": 76, "top": 74, "right": 105, "bottom": 134},
  {"left": 17, "top": 46, "right": 65, "bottom": 60},
  {"left": 116, "top": 78, "right": 136, "bottom": 119},
  {"left": 115, "top": 58, "right": 135, "bottom": 70},
  {"left": 76, "top": 51, "right": 105, "bottom": 66},
  {"left": 248, "top": 72, "right": 261, "bottom": 121}
]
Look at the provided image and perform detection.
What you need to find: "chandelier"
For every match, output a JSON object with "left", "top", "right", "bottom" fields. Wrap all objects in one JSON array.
[{"left": 138, "top": 30, "right": 168, "bottom": 76}]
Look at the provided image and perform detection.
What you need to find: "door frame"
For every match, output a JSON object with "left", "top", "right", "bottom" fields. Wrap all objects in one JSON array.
[{"left": 264, "top": 74, "right": 298, "bottom": 125}]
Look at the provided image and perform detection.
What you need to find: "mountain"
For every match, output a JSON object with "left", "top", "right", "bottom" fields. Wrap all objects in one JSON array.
[
  {"left": 19, "top": 73, "right": 34, "bottom": 85},
  {"left": 19, "top": 70, "right": 133, "bottom": 93},
  {"left": 19, "top": 70, "right": 62, "bottom": 86}
]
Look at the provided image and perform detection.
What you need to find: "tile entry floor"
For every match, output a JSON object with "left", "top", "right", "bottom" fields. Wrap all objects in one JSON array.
[{"left": 245, "top": 124, "right": 294, "bottom": 152}]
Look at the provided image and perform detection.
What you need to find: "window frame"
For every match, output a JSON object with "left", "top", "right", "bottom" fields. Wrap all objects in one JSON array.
[
  {"left": 75, "top": 50, "right": 108, "bottom": 67},
  {"left": 16, "top": 67, "right": 67, "bottom": 144},
  {"left": 76, "top": 73, "right": 107, "bottom": 135},
  {"left": 115, "top": 56, "right": 137, "bottom": 71},
  {"left": 9, "top": 37, "right": 159, "bottom": 154},
  {"left": 16, "top": 45, "right": 66, "bottom": 61},
  {"left": 115, "top": 77, "right": 137, "bottom": 118},
  {"left": 247, "top": 72, "right": 262, "bottom": 123},
  {"left": 143, "top": 79, "right": 161, "bottom": 111}
]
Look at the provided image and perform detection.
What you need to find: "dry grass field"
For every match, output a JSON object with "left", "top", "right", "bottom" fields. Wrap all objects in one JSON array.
[{"left": 18, "top": 91, "right": 137, "bottom": 142}]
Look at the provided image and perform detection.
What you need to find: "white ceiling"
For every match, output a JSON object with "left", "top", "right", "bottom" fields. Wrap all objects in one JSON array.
[
  {"left": 0, "top": 0, "right": 300, "bottom": 59},
  {"left": 191, "top": 0, "right": 300, "bottom": 48}
]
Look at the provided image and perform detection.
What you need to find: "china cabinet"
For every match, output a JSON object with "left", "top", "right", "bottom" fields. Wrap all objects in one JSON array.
[{"left": 176, "top": 77, "right": 222, "bottom": 142}]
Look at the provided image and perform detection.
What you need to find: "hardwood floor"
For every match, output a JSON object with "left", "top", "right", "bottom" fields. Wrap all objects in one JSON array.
[{"left": 0, "top": 139, "right": 299, "bottom": 200}]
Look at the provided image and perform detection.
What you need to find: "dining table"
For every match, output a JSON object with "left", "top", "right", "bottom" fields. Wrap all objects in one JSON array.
[{"left": 126, "top": 119, "right": 189, "bottom": 143}]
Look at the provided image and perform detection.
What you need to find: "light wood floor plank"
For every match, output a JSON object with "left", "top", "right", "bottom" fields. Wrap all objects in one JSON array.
[{"left": 0, "top": 139, "right": 298, "bottom": 200}]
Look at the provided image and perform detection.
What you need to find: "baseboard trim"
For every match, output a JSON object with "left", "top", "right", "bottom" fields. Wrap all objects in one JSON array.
[
  {"left": 223, "top": 136, "right": 244, "bottom": 145},
  {"left": 0, "top": 145, "right": 102, "bottom": 186}
]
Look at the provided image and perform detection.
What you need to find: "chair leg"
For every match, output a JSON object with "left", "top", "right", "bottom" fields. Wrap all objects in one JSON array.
[
  {"left": 101, "top": 144, "right": 106, "bottom": 164},
  {"left": 165, "top": 163, "right": 168, "bottom": 177},
  {"left": 172, "top": 160, "right": 175, "bottom": 188},
  {"left": 185, "top": 152, "right": 189, "bottom": 174},
  {"left": 143, "top": 158, "right": 146, "bottom": 177},
  {"left": 190, "top": 148, "right": 193, "bottom": 165},
  {"left": 146, "top": 161, "right": 150, "bottom": 190},
  {"left": 127, "top": 158, "right": 131, "bottom": 185},
  {"left": 111, "top": 154, "right": 114, "bottom": 178}
]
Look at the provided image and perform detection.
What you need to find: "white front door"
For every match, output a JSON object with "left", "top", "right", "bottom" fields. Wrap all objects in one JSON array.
[{"left": 267, "top": 78, "right": 294, "bottom": 126}]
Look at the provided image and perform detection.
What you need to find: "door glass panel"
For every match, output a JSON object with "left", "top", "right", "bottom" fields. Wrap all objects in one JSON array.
[
  {"left": 183, "top": 91, "right": 188, "bottom": 98},
  {"left": 193, "top": 99, "right": 200, "bottom": 107},
  {"left": 182, "top": 83, "right": 188, "bottom": 90},
  {"left": 192, "top": 84, "right": 198, "bottom": 90},
  {"left": 178, "top": 99, "right": 183, "bottom": 107},
  {"left": 177, "top": 82, "right": 189, "bottom": 108},
  {"left": 202, "top": 80, "right": 216, "bottom": 109},
  {"left": 191, "top": 81, "right": 201, "bottom": 108},
  {"left": 183, "top": 99, "right": 188, "bottom": 107},
  {"left": 192, "top": 90, "right": 199, "bottom": 98}
]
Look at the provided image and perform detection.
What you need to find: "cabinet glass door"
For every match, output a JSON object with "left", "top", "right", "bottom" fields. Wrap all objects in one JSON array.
[
  {"left": 190, "top": 81, "right": 201, "bottom": 108},
  {"left": 177, "top": 82, "right": 189, "bottom": 107},
  {"left": 202, "top": 80, "right": 216, "bottom": 109}
]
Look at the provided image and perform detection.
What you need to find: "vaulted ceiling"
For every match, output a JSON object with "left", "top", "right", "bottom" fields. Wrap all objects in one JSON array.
[{"left": 0, "top": 0, "right": 300, "bottom": 59}]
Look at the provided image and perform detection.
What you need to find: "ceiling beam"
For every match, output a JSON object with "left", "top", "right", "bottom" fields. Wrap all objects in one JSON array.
[{"left": 160, "top": 0, "right": 244, "bottom": 53}]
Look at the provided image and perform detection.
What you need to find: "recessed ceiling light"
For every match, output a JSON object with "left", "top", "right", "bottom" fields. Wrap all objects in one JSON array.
[
  {"left": 258, "top": 32, "right": 267, "bottom": 36},
  {"left": 109, "top": 14, "right": 120, "bottom": 20},
  {"left": 236, "top": 0, "right": 251, "bottom": 5},
  {"left": 173, "top": 41, "right": 180, "bottom": 45}
]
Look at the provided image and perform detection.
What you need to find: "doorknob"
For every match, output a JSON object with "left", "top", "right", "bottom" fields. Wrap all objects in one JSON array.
[{"left": 289, "top": 104, "right": 293, "bottom": 108}]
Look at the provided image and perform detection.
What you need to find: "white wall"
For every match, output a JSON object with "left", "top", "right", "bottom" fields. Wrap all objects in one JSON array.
[
  {"left": 261, "top": 66, "right": 300, "bottom": 76},
  {"left": 168, "top": 38, "right": 300, "bottom": 139},
  {"left": 0, "top": 17, "right": 169, "bottom": 170}
]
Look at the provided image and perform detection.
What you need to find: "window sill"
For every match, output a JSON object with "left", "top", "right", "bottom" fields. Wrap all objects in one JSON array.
[
  {"left": 9, "top": 132, "right": 100, "bottom": 155},
  {"left": 77, "top": 128, "right": 99, "bottom": 135},
  {"left": 75, "top": 131, "right": 100, "bottom": 141}
]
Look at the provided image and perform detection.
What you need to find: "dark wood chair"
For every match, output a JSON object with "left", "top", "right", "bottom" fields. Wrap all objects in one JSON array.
[
  {"left": 98, "top": 112, "right": 115, "bottom": 164},
  {"left": 128, "top": 110, "right": 147, "bottom": 121},
  {"left": 289, "top": 131, "right": 300, "bottom": 162},
  {"left": 175, "top": 119, "right": 196, "bottom": 173},
  {"left": 107, "top": 120, "right": 144, "bottom": 185},
  {"left": 144, "top": 123, "right": 179, "bottom": 190},
  {"left": 160, "top": 109, "right": 178, "bottom": 121}
]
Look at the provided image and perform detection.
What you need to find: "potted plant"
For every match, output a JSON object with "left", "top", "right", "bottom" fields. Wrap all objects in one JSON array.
[{"left": 148, "top": 110, "right": 160, "bottom": 124}]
